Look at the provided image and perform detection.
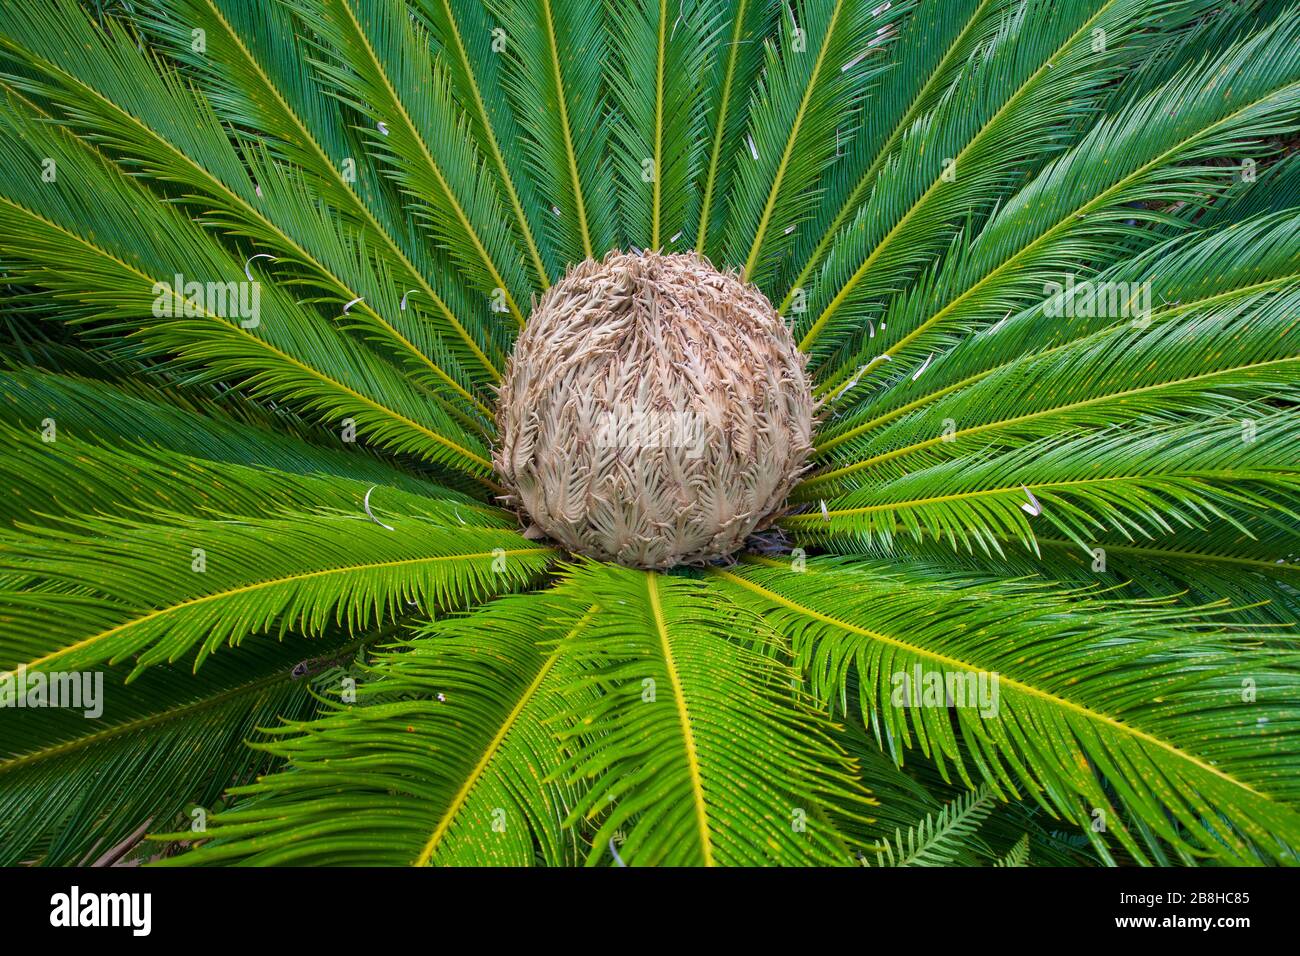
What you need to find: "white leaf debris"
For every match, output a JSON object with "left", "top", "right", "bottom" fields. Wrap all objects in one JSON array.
[
  {"left": 985, "top": 311, "right": 1011, "bottom": 336},
  {"left": 244, "top": 253, "right": 277, "bottom": 281},
  {"left": 363, "top": 485, "right": 395, "bottom": 531},
  {"left": 842, "top": 50, "right": 869, "bottom": 72},
  {"left": 832, "top": 354, "right": 891, "bottom": 402},
  {"left": 911, "top": 353, "right": 933, "bottom": 381},
  {"left": 1020, "top": 485, "right": 1042, "bottom": 517}
]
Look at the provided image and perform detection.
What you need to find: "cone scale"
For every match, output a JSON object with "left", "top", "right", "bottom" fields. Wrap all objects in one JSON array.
[{"left": 495, "top": 251, "right": 814, "bottom": 569}]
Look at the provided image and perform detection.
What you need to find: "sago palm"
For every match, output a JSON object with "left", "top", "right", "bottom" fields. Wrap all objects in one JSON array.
[{"left": 0, "top": 0, "right": 1297, "bottom": 867}]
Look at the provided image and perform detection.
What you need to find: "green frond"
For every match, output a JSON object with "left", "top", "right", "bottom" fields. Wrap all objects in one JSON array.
[
  {"left": 131, "top": 0, "right": 507, "bottom": 382},
  {"left": 837, "top": 527, "right": 1300, "bottom": 632},
  {"left": 0, "top": 629, "right": 368, "bottom": 866},
  {"left": 164, "top": 588, "right": 595, "bottom": 865},
  {"left": 486, "top": 0, "right": 619, "bottom": 265},
  {"left": 995, "top": 833, "right": 1031, "bottom": 866},
  {"left": 551, "top": 562, "right": 874, "bottom": 866},
  {"left": 813, "top": 15, "right": 1300, "bottom": 393},
  {"left": 286, "top": 0, "right": 531, "bottom": 326},
  {"left": 0, "top": 4, "right": 491, "bottom": 415},
  {"left": 0, "top": 92, "right": 495, "bottom": 480},
  {"left": 711, "top": 557, "right": 1300, "bottom": 864},
  {"left": 0, "top": 422, "right": 503, "bottom": 531},
  {"left": 788, "top": 414, "right": 1300, "bottom": 559},
  {"left": 605, "top": 0, "right": 725, "bottom": 250},
  {"left": 0, "top": 518, "right": 553, "bottom": 677},
  {"left": 1205, "top": 150, "right": 1300, "bottom": 225},
  {"left": 802, "top": 283, "right": 1300, "bottom": 494},
  {"left": 794, "top": 0, "right": 1158, "bottom": 360},
  {"left": 867, "top": 785, "right": 996, "bottom": 866},
  {"left": 800, "top": 0, "right": 1292, "bottom": 374},
  {"left": 0, "top": 368, "right": 484, "bottom": 498},
  {"left": 841, "top": 710, "right": 1094, "bottom": 864},
  {"left": 723, "top": 0, "right": 908, "bottom": 286},
  {"left": 815, "top": 209, "right": 1300, "bottom": 460},
  {"left": 777, "top": 0, "right": 1004, "bottom": 306},
  {"left": 1105, "top": 0, "right": 1280, "bottom": 108},
  {"left": 415, "top": 0, "right": 557, "bottom": 285},
  {"left": 695, "top": 0, "right": 779, "bottom": 257},
  {"left": 1039, "top": 529, "right": 1300, "bottom": 630},
  {"left": 0, "top": 0, "right": 1295, "bottom": 870}
]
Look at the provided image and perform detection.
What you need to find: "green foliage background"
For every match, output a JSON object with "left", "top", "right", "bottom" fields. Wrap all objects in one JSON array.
[{"left": 0, "top": 0, "right": 1297, "bottom": 866}]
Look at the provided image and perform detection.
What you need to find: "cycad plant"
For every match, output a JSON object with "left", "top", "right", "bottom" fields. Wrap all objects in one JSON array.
[{"left": 0, "top": 0, "right": 1297, "bottom": 868}]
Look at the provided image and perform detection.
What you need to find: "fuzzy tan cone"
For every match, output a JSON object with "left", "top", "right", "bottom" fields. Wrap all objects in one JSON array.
[{"left": 495, "top": 251, "right": 814, "bottom": 569}]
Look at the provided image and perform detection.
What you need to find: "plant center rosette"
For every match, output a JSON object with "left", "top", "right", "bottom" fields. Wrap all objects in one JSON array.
[{"left": 495, "top": 250, "right": 814, "bottom": 569}]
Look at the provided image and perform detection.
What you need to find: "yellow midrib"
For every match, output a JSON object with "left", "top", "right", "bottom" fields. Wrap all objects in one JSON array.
[
  {"left": 803, "top": 354, "right": 1300, "bottom": 491},
  {"left": 542, "top": 0, "right": 594, "bottom": 259},
  {"left": 813, "top": 274, "right": 1300, "bottom": 455},
  {"left": 781, "top": 0, "right": 996, "bottom": 312},
  {"left": 0, "top": 44, "right": 484, "bottom": 415},
  {"left": 0, "top": 674, "right": 279, "bottom": 772},
  {"left": 812, "top": 74, "right": 1300, "bottom": 396},
  {"left": 0, "top": 193, "right": 496, "bottom": 476},
  {"left": 336, "top": 0, "right": 523, "bottom": 328},
  {"left": 695, "top": 0, "right": 750, "bottom": 251},
  {"left": 197, "top": 0, "right": 502, "bottom": 380},
  {"left": 712, "top": 568, "right": 1276, "bottom": 800},
  {"left": 647, "top": 572, "right": 714, "bottom": 865},
  {"left": 0, "top": 629, "right": 396, "bottom": 776},
  {"left": 439, "top": 0, "right": 549, "bottom": 289},
  {"left": 1, "top": 548, "right": 548, "bottom": 680},
  {"left": 744, "top": 0, "right": 842, "bottom": 280},
  {"left": 798, "top": 0, "right": 1122, "bottom": 353},
  {"left": 784, "top": 469, "right": 1260, "bottom": 525},
  {"left": 651, "top": 0, "right": 667, "bottom": 248},
  {"left": 748, "top": 538, "right": 1300, "bottom": 577},
  {"left": 415, "top": 606, "right": 598, "bottom": 866}
]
